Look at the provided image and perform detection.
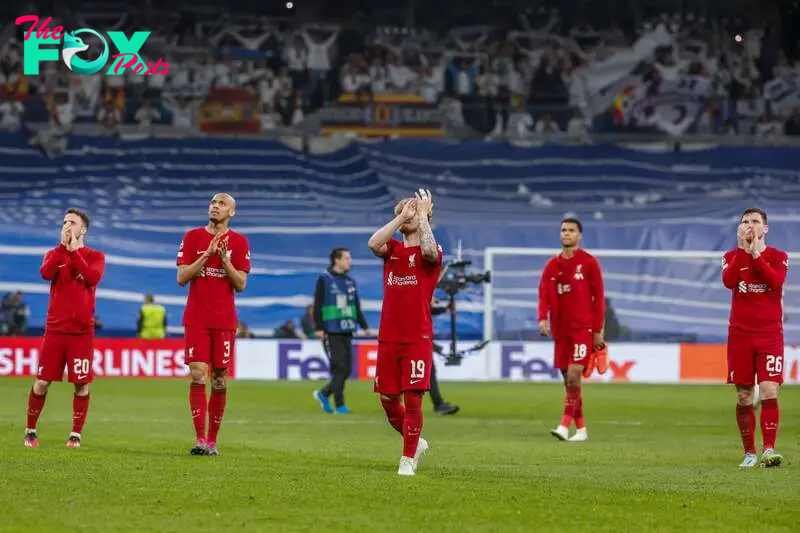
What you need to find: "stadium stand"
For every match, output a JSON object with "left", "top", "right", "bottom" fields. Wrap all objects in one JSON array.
[{"left": 2, "top": 133, "right": 800, "bottom": 342}]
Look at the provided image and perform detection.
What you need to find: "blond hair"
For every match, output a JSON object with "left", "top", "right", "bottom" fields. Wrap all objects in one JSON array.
[{"left": 394, "top": 198, "right": 433, "bottom": 221}]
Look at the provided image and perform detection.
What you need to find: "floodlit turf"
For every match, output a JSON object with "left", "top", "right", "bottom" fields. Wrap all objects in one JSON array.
[{"left": 0, "top": 378, "right": 798, "bottom": 533}]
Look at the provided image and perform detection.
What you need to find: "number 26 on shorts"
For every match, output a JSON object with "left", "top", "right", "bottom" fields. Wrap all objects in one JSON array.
[{"left": 765, "top": 354, "right": 783, "bottom": 375}]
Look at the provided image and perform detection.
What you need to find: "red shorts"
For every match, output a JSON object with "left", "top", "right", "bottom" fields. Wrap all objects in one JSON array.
[
  {"left": 726, "top": 330, "right": 784, "bottom": 386},
  {"left": 184, "top": 326, "right": 235, "bottom": 370},
  {"left": 374, "top": 340, "right": 432, "bottom": 396},
  {"left": 554, "top": 328, "right": 593, "bottom": 371},
  {"left": 38, "top": 332, "right": 94, "bottom": 384}
]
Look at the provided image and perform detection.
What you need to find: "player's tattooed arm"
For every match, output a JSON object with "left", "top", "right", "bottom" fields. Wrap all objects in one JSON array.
[
  {"left": 414, "top": 189, "right": 438, "bottom": 262},
  {"left": 418, "top": 216, "right": 438, "bottom": 263}
]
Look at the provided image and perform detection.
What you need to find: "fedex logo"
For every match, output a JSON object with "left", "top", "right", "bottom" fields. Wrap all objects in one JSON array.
[
  {"left": 500, "top": 344, "right": 638, "bottom": 381},
  {"left": 277, "top": 342, "right": 359, "bottom": 380},
  {"left": 501, "top": 344, "right": 561, "bottom": 381}
]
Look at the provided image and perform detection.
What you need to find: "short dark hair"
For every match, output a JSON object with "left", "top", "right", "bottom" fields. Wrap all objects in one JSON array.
[
  {"left": 65, "top": 208, "right": 90, "bottom": 229},
  {"left": 561, "top": 217, "right": 583, "bottom": 233},
  {"left": 329, "top": 247, "right": 350, "bottom": 266},
  {"left": 741, "top": 207, "right": 767, "bottom": 224}
]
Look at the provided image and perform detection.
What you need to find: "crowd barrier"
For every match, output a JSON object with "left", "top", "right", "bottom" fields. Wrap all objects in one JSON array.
[{"left": 1, "top": 338, "right": 798, "bottom": 384}]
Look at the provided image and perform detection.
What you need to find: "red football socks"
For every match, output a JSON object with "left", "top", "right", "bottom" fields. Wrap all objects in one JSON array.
[
  {"left": 574, "top": 394, "right": 586, "bottom": 430},
  {"left": 72, "top": 394, "right": 90, "bottom": 434},
  {"left": 189, "top": 383, "right": 207, "bottom": 440},
  {"left": 402, "top": 392, "right": 423, "bottom": 458},
  {"left": 760, "top": 398, "right": 779, "bottom": 450},
  {"left": 26, "top": 388, "right": 47, "bottom": 430},
  {"left": 560, "top": 386, "right": 581, "bottom": 428},
  {"left": 736, "top": 404, "right": 756, "bottom": 454},
  {"left": 380, "top": 395, "right": 405, "bottom": 434},
  {"left": 206, "top": 388, "right": 227, "bottom": 444}
]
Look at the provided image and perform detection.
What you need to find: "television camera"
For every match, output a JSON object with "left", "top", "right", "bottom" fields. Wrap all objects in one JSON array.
[{"left": 434, "top": 256, "right": 491, "bottom": 366}]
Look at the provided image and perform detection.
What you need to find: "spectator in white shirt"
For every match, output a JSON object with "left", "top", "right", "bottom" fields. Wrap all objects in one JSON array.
[
  {"left": 212, "top": 57, "right": 236, "bottom": 87},
  {"left": 534, "top": 113, "right": 562, "bottom": 133},
  {"left": 369, "top": 57, "right": 389, "bottom": 95},
  {"left": 260, "top": 101, "right": 280, "bottom": 130},
  {"left": 96, "top": 101, "right": 121, "bottom": 132},
  {"left": 291, "top": 92, "right": 307, "bottom": 125},
  {"left": 302, "top": 27, "right": 339, "bottom": 102},
  {"left": 0, "top": 98, "right": 23, "bottom": 131},
  {"left": 505, "top": 103, "right": 534, "bottom": 138},
  {"left": 418, "top": 64, "right": 443, "bottom": 103},
  {"left": 387, "top": 54, "right": 415, "bottom": 92},
  {"left": 755, "top": 112, "right": 784, "bottom": 138},
  {"left": 163, "top": 95, "right": 199, "bottom": 129},
  {"left": 258, "top": 70, "right": 278, "bottom": 106},
  {"left": 284, "top": 35, "right": 308, "bottom": 88},
  {"left": 567, "top": 109, "right": 589, "bottom": 135},
  {"left": 134, "top": 100, "right": 161, "bottom": 130},
  {"left": 341, "top": 62, "right": 371, "bottom": 99}
]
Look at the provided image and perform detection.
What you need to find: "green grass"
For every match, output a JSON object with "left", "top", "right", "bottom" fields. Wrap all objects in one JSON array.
[{"left": 0, "top": 379, "right": 798, "bottom": 533}]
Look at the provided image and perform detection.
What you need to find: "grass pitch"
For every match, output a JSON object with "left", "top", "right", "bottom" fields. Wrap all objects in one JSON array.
[{"left": 0, "top": 379, "right": 797, "bottom": 533}]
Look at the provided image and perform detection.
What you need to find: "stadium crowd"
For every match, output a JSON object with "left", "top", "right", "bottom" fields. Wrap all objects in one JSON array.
[{"left": 1, "top": 1, "right": 799, "bottom": 137}]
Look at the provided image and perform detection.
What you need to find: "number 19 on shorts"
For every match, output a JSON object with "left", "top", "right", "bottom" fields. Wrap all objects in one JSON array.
[{"left": 410, "top": 360, "right": 426, "bottom": 378}]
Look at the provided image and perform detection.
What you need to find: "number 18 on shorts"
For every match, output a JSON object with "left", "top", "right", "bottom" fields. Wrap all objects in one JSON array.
[
  {"left": 554, "top": 329, "right": 593, "bottom": 371},
  {"left": 374, "top": 341, "right": 432, "bottom": 396}
]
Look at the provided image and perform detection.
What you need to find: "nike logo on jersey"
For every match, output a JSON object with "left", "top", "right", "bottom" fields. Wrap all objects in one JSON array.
[{"left": 740, "top": 267, "right": 749, "bottom": 271}]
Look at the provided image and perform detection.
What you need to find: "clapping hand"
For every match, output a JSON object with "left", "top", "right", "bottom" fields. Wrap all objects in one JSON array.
[
  {"left": 218, "top": 236, "right": 230, "bottom": 263},
  {"left": 60, "top": 225, "right": 72, "bottom": 248},
  {"left": 399, "top": 198, "right": 417, "bottom": 222},
  {"left": 204, "top": 232, "right": 224, "bottom": 259},
  {"left": 415, "top": 188, "right": 433, "bottom": 219},
  {"left": 737, "top": 224, "right": 750, "bottom": 250}
]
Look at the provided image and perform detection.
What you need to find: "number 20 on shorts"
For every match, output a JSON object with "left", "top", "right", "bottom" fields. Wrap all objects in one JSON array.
[{"left": 73, "top": 358, "right": 90, "bottom": 374}]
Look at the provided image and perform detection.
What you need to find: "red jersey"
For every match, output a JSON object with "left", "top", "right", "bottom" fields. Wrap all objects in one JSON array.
[
  {"left": 40, "top": 243, "right": 105, "bottom": 335},
  {"left": 378, "top": 238, "right": 443, "bottom": 343},
  {"left": 721, "top": 247, "right": 788, "bottom": 334},
  {"left": 537, "top": 249, "right": 605, "bottom": 334},
  {"left": 177, "top": 228, "right": 251, "bottom": 330}
]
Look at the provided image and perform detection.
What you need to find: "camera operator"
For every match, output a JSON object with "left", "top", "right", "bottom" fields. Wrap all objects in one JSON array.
[{"left": 312, "top": 247, "right": 372, "bottom": 415}]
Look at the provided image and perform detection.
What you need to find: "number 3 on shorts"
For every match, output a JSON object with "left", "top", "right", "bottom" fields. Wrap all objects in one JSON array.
[
  {"left": 573, "top": 344, "right": 588, "bottom": 361},
  {"left": 410, "top": 359, "right": 426, "bottom": 378}
]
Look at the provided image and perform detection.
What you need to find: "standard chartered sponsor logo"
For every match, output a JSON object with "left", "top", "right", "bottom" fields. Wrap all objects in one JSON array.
[{"left": 387, "top": 271, "right": 418, "bottom": 286}]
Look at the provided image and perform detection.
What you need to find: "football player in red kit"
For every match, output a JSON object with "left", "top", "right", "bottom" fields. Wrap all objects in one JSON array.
[
  {"left": 25, "top": 208, "right": 105, "bottom": 448},
  {"left": 177, "top": 193, "right": 250, "bottom": 456},
  {"left": 538, "top": 218, "right": 605, "bottom": 442},
  {"left": 367, "top": 189, "right": 443, "bottom": 476},
  {"left": 722, "top": 208, "right": 788, "bottom": 468}
]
